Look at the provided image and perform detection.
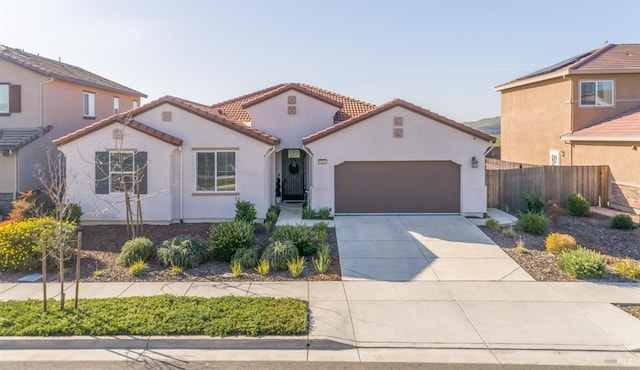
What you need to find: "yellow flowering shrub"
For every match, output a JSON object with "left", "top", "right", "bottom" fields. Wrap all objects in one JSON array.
[{"left": 0, "top": 217, "right": 76, "bottom": 271}]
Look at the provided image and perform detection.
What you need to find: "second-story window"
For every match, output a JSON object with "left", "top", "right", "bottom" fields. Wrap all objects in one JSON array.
[
  {"left": 0, "top": 83, "right": 21, "bottom": 115},
  {"left": 132, "top": 100, "right": 139, "bottom": 109},
  {"left": 0, "top": 84, "right": 9, "bottom": 114},
  {"left": 83, "top": 91, "right": 96, "bottom": 118},
  {"left": 113, "top": 96, "right": 120, "bottom": 114},
  {"left": 580, "top": 80, "right": 613, "bottom": 107}
]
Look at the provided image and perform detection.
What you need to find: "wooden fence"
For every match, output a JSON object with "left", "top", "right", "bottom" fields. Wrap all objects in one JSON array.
[{"left": 486, "top": 160, "right": 609, "bottom": 213}]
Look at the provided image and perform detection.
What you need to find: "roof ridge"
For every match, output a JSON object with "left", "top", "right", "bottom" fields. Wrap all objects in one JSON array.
[
  {"left": 298, "top": 83, "right": 377, "bottom": 108},
  {"left": 211, "top": 83, "right": 287, "bottom": 107}
]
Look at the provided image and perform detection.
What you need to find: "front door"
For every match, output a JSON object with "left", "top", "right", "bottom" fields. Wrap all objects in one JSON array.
[{"left": 282, "top": 149, "right": 305, "bottom": 201}]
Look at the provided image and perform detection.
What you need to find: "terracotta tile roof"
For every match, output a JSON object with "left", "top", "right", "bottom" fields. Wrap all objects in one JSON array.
[
  {"left": 561, "top": 105, "right": 640, "bottom": 142},
  {"left": 53, "top": 96, "right": 280, "bottom": 146},
  {"left": 0, "top": 45, "right": 147, "bottom": 97},
  {"left": 212, "top": 83, "right": 376, "bottom": 123},
  {"left": 303, "top": 98, "right": 495, "bottom": 144},
  {"left": 496, "top": 43, "right": 640, "bottom": 91},
  {"left": 0, "top": 126, "right": 52, "bottom": 151},
  {"left": 52, "top": 114, "right": 183, "bottom": 147}
]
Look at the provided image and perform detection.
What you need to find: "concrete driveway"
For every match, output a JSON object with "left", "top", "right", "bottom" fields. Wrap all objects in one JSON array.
[{"left": 335, "top": 215, "right": 533, "bottom": 281}]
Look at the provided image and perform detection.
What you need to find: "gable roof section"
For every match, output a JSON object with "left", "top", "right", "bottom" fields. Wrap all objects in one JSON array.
[
  {"left": 53, "top": 115, "right": 183, "bottom": 147},
  {"left": 212, "top": 83, "right": 376, "bottom": 123},
  {"left": 496, "top": 44, "right": 640, "bottom": 91},
  {"left": 0, "top": 126, "right": 52, "bottom": 151},
  {"left": 0, "top": 45, "right": 147, "bottom": 97},
  {"left": 303, "top": 98, "right": 495, "bottom": 144},
  {"left": 53, "top": 96, "right": 279, "bottom": 146},
  {"left": 560, "top": 105, "right": 640, "bottom": 142}
]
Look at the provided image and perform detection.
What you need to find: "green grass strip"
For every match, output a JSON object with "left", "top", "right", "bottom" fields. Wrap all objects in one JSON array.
[{"left": 0, "top": 295, "right": 308, "bottom": 337}]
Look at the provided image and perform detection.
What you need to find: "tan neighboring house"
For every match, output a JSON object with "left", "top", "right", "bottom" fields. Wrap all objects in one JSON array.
[
  {"left": 0, "top": 45, "right": 146, "bottom": 213},
  {"left": 495, "top": 43, "right": 640, "bottom": 213}
]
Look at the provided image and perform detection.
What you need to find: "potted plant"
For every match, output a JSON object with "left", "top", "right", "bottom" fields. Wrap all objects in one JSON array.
[{"left": 275, "top": 174, "right": 282, "bottom": 203}]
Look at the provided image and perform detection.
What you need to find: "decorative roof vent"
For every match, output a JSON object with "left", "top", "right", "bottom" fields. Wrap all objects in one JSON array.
[
  {"left": 162, "top": 111, "right": 172, "bottom": 122},
  {"left": 288, "top": 106, "right": 296, "bottom": 115},
  {"left": 112, "top": 129, "right": 124, "bottom": 140}
]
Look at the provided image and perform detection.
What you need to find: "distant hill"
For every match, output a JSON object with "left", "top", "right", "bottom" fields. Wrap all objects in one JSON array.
[{"left": 463, "top": 116, "right": 500, "bottom": 136}]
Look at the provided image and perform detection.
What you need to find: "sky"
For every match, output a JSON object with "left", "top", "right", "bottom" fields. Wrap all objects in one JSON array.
[{"left": 1, "top": 0, "right": 639, "bottom": 123}]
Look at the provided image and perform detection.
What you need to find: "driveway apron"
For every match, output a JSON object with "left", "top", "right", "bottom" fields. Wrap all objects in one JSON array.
[{"left": 335, "top": 215, "right": 533, "bottom": 281}]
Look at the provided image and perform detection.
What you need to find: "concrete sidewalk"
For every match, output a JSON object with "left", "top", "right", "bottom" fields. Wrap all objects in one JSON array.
[{"left": 0, "top": 280, "right": 639, "bottom": 366}]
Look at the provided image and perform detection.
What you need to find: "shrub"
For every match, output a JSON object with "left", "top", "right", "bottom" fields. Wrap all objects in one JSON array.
[
  {"left": 557, "top": 247, "right": 606, "bottom": 279},
  {"left": 614, "top": 258, "right": 640, "bottom": 279},
  {"left": 317, "top": 242, "right": 330, "bottom": 259},
  {"left": 515, "top": 236, "right": 528, "bottom": 254},
  {"left": 485, "top": 218, "right": 500, "bottom": 229},
  {"left": 117, "top": 237, "right": 154, "bottom": 268},
  {"left": 313, "top": 255, "right": 331, "bottom": 274},
  {"left": 611, "top": 214, "right": 634, "bottom": 230},
  {"left": 230, "top": 261, "right": 243, "bottom": 277},
  {"left": 567, "top": 193, "right": 590, "bottom": 217},
  {"left": 272, "top": 225, "right": 316, "bottom": 256},
  {"left": 129, "top": 259, "right": 148, "bottom": 276},
  {"left": 7, "top": 190, "right": 54, "bottom": 222},
  {"left": 545, "top": 232, "right": 577, "bottom": 255},
  {"left": 234, "top": 199, "right": 257, "bottom": 224},
  {"left": 261, "top": 240, "right": 299, "bottom": 271},
  {"left": 318, "top": 207, "right": 331, "bottom": 220},
  {"left": 546, "top": 199, "right": 562, "bottom": 227},
  {"left": 523, "top": 191, "right": 544, "bottom": 214},
  {"left": 50, "top": 203, "right": 83, "bottom": 224},
  {"left": 501, "top": 226, "right": 515, "bottom": 238},
  {"left": 313, "top": 222, "right": 328, "bottom": 242},
  {"left": 302, "top": 207, "right": 316, "bottom": 219},
  {"left": 255, "top": 259, "right": 270, "bottom": 275},
  {"left": 287, "top": 256, "right": 305, "bottom": 277},
  {"left": 517, "top": 212, "right": 547, "bottom": 235},
  {"left": 170, "top": 266, "right": 183, "bottom": 275},
  {"left": 0, "top": 217, "right": 76, "bottom": 271},
  {"left": 156, "top": 235, "right": 209, "bottom": 269},
  {"left": 209, "top": 221, "right": 254, "bottom": 262},
  {"left": 230, "top": 247, "right": 258, "bottom": 269},
  {"left": 265, "top": 205, "right": 280, "bottom": 224}
]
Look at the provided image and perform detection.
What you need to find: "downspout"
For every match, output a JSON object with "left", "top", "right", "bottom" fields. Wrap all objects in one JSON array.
[
  {"left": 179, "top": 146, "right": 184, "bottom": 223},
  {"left": 301, "top": 144, "right": 313, "bottom": 205},
  {"left": 264, "top": 145, "right": 276, "bottom": 207},
  {"left": 40, "top": 78, "right": 54, "bottom": 128},
  {"left": 568, "top": 77, "right": 574, "bottom": 165},
  {"left": 13, "top": 154, "right": 18, "bottom": 200}
]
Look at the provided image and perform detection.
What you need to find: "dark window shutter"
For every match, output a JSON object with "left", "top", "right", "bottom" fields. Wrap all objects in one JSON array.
[
  {"left": 95, "top": 151, "right": 109, "bottom": 194},
  {"left": 9, "top": 84, "right": 21, "bottom": 113},
  {"left": 135, "top": 151, "right": 147, "bottom": 194}
]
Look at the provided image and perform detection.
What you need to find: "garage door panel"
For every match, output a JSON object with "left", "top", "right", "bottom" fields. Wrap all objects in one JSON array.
[{"left": 335, "top": 161, "right": 460, "bottom": 213}]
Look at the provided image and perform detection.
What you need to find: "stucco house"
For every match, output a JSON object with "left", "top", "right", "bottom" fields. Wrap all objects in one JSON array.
[
  {"left": 495, "top": 43, "right": 640, "bottom": 213},
  {"left": 53, "top": 83, "right": 494, "bottom": 224},
  {"left": 0, "top": 45, "right": 146, "bottom": 211}
]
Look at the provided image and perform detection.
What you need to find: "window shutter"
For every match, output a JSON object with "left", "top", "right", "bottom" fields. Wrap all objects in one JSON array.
[
  {"left": 135, "top": 151, "right": 147, "bottom": 194},
  {"left": 9, "top": 85, "right": 21, "bottom": 113},
  {"left": 95, "top": 151, "right": 109, "bottom": 194}
]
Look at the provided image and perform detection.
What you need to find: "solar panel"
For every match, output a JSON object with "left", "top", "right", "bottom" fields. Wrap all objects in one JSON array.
[{"left": 519, "top": 50, "right": 594, "bottom": 80}]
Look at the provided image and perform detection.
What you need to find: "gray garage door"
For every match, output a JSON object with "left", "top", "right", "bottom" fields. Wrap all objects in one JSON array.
[{"left": 334, "top": 161, "right": 460, "bottom": 213}]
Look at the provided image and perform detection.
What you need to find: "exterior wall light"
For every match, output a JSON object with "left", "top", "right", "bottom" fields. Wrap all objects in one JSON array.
[{"left": 471, "top": 156, "right": 478, "bottom": 168}]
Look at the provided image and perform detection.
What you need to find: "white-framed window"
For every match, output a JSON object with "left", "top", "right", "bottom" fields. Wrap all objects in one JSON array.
[
  {"left": 549, "top": 149, "right": 560, "bottom": 166},
  {"left": 113, "top": 96, "right": 120, "bottom": 114},
  {"left": 0, "top": 84, "right": 8, "bottom": 114},
  {"left": 196, "top": 151, "right": 236, "bottom": 192},
  {"left": 83, "top": 91, "right": 96, "bottom": 117},
  {"left": 109, "top": 152, "right": 135, "bottom": 193},
  {"left": 580, "top": 80, "right": 614, "bottom": 107},
  {"left": 132, "top": 100, "right": 139, "bottom": 109}
]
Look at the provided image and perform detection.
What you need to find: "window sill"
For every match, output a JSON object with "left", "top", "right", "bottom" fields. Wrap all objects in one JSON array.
[
  {"left": 192, "top": 192, "right": 239, "bottom": 197},
  {"left": 83, "top": 116, "right": 96, "bottom": 120},
  {"left": 0, "top": 112, "right": 10, "bottom": 116}
]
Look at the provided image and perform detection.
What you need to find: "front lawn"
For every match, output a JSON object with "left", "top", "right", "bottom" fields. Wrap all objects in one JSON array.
[{"left": 0, "top": 295, "right": 308, "bottom": 337}]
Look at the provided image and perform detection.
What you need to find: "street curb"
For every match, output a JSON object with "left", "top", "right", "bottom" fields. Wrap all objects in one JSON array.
[{"left": 0, "top": 335, "right": 354, "bottom": 350}]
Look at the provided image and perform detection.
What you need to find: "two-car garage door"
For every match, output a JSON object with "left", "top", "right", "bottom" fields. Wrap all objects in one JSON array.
[{"left": 334, "top": 161, "right": 460, "bottom": 213}]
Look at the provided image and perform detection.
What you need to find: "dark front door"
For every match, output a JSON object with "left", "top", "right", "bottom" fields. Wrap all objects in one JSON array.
[{"left": 282, "top": 149, "right": 306, "bottom": 201}]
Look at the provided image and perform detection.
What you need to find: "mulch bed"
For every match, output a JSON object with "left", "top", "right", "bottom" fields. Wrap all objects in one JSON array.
[
  {"left": 0, "top": 223, "right": 341, "bottom": 283},
  {"left": 480, "top": 211, "right": 640, "bottom": 282}
]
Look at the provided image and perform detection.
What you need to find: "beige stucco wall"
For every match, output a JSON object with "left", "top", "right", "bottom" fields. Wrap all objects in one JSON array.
[
  {"left": 0, "top": 154, "right": 16, "bottom": 193},
  {"left": 572, "top": 142, "right": 640, "bottom": 213},
  {"left": 571, "top": 73, "right": 640, "bottom": 131},
  {"left": 306, "top": 106, "right": 491, "bottom": 217},
  {"left": 500, "top": 77, "right": 572, "bottom": 165},
  {"left": 246, "top": 91, "right": 338, "bottom": 150},
  {"left": 0, "top": 59, "right": 48, "bottom": 128}
]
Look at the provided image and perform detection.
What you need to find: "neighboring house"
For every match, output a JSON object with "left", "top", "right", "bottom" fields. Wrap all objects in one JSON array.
[
  {"left": 0, "top": 45, "right": 146, "bottom": 211},
  {"left": 495, "top": 43, "right": 640, "bottom": 213},
  {"left": 53, "top": 83, "right": 494, "bottom": 224}
]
